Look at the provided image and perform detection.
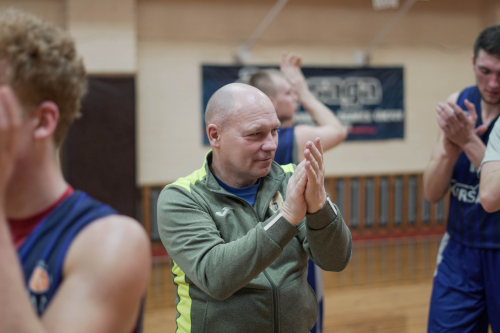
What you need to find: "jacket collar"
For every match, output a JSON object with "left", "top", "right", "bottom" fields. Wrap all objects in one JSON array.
[
  {"left": 203, "top": 151, "right": 286, "bottom": 191},
  {"left": 203, "top": 151, "right": 287, "bottom": 218}
]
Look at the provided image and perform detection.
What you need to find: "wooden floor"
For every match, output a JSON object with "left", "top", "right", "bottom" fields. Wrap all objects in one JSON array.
[{"left": 144, "top": 235, "right": 443, "bottom": 333}]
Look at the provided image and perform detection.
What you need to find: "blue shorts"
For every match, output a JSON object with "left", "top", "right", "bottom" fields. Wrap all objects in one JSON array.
[
  {"left": 308, "top": 259, "right": 324, "bottom": 333},
  {"left": 428, "top": 233, "right": 500, "bottom": 332}
]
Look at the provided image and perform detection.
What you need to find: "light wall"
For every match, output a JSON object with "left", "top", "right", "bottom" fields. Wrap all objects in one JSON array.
[
  {"left": 1, "top": 0, "right": 497, "bottom": 184},
  {"left": 0, "top": 0, "right": 65, "bottom": 27},
  {"left": 136, "top": 0, "right": 484, "bottom": 184}
]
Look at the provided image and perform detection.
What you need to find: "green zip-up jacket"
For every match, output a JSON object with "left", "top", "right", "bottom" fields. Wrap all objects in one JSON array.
[{"left": 157, "top": 153, "right": 352, "bottom": 333}]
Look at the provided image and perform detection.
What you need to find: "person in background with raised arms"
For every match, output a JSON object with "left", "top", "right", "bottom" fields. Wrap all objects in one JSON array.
[
  {"left": 249, "top": 52, "right": 348, "bottom": 333},
  {"left": 0, "top": 10, "right": 150, "bottom": 333},
  {"left": 423, "top": 24, "right": 500, "bottom": 332},
  {"left": 157, "top": 82, "right": 351, "bottom": 333}
]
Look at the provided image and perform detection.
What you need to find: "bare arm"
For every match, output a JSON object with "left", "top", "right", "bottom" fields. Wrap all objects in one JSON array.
[
  {"left": 43, "top": 216, "right": 150, "bottom": 333},
  {"left": 0, "top": 215, "right": 45, "bottom": 333},
  {"left": 423, "top": 92, "right": 461, "bottom": 203},
  {"left": 479, "top": 161, "right": 500, "bottom": 212},
  {"left": 479, "top": 117, "right": 500, "bottom": 212},
  {"left": 280, "top": 52, "right": 347, "bottom": 161},
  {"left": 0, "top": 86, "right": 44, "bottom": 333},
  {"left": 423, "top": 131, "right": 461, "bottom": 203}
]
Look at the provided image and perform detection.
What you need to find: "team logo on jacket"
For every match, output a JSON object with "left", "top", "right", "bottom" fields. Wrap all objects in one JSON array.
[
  {"left": 216, "top": 207, "right": 233, "bottom": 217},
  {"left": 28, "top": 261, "right": 51, "bottom": 294},
  {"left": 269, "top": 191, "right": 283, "bottom": 212}
]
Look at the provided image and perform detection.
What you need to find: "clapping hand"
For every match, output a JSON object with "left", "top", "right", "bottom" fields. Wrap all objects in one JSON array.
[
  {"left": 281, "top": 160, "right": 308, "bottom": 226},
  {"left": 281, "top": 138, "right": 328, "bottom": 225},
  {"left": 303, "top": 138, "right": 327, "bottom": 214},
  {"left": 280, "top": 52, "right": 309, "bottom": 97},
  {"left": 436, "top": 99, "right": 486, "bottom": 148}
]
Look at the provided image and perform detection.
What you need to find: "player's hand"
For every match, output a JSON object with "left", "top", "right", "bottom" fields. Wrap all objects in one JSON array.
[
  {"left": 436, "top": 99, "right": 478, "bottom": 148},
  {"left": 0, "top": 86, "right": 22, "bottom": 203},
  {"left": 281, "top": 160, "right": 308, "bottom": 226},
  {"left": 303, "top": 138, "right": 327, "bottom": 214},
  {"left": 280, "top": 51, "right": 309, "bottom": 98},
  {"left": 440, "top": 133, "right": 461, "bottom": 159}
]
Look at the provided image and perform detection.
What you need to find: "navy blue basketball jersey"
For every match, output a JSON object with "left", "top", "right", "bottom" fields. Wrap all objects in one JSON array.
[
  {"left": 275, "top": 126, "right": 297, "bottom": 165},
  {"left": 17, "top": 190, "right": 116, "bottom": 315},
  {"left": 447, "top": 86, "right": 500, "bottom": 249}
]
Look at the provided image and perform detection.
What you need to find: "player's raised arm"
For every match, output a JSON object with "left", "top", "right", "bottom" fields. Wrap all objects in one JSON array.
[{"left": 280, "top": 52, "right": 348, "bottom": 160}]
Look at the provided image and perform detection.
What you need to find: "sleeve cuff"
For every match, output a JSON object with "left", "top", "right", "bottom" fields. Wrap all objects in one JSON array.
[
  {"left": 264, "top": 213, "right": 299, "bottom": 248},
  {"left": 306, "top": 197, "right": 338, "bottom": 230}
]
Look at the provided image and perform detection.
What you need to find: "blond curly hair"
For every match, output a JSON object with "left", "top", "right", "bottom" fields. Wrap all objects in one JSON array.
[{"left": 0, "top": 9, "right": 86, "bottom": 145}]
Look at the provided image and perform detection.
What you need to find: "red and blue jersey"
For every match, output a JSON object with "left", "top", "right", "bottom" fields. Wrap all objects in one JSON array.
[
  {"left": 9, "top": 186, "right": 144, "bottom": 333},
  {"left": 9, "top": 188, "right": 145, "bottom": 333},
  {"left": 13, "top": 189, "right": 117, "bottom": 315},
  {"left": 447, "top": 86, "right": 500, "bottom": 249}
]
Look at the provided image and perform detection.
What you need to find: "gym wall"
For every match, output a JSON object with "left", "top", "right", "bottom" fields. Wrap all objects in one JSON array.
[{"left": 1, "top": 0, "right": 498, "bottom": 185}]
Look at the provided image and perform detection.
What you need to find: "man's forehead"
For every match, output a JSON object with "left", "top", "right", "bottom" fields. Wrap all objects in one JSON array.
[
  {"left": 240, "top": 112, "right": 280, "bottom": 130},
  {"left": 246, "top": 119, "right": 281, "bottom": 130},
  {"left": 476, "top": 50, "right": 500, "bottom": 65}
]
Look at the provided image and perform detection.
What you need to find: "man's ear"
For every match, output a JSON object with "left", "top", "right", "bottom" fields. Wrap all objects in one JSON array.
[
  {"left": 32, "top": 101, "right": 59, "bottom": 141},
  {"left": 207, "top": 124, "right": 221, "bottom": 148}
]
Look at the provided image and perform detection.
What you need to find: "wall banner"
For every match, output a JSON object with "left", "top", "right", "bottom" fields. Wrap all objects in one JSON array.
[{"left": 202, "top": 65, "right": 404, "bottom": 144}]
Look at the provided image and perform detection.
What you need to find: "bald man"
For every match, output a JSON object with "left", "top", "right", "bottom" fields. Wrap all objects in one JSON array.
[{"left": 157, "top": 83, "right": 352, "bottom": 333}]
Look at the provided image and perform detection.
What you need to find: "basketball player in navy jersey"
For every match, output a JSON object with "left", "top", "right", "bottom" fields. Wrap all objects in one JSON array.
[
  {"left": 423, "top": 24, "right": 500, "bottom": 332},
  {"left": 250, "top": 53, "right": 347, "bottom": 333},
  {"left": 0, "top": 10, "right": 150, "bottom": 333}
]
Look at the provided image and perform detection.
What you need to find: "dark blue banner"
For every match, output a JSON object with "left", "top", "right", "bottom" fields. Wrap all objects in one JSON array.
[{"left": 202, "top": 65, "right": 404, "bottom": 144}]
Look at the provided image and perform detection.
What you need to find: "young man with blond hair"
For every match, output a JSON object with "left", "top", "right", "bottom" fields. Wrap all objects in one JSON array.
[{"left": 0, "top": 10, "right": 150, "bottom": 333}]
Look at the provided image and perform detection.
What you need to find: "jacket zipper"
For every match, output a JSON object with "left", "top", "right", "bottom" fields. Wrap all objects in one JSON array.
[
  {"left": 263, "top": 270, "right": 280, "bottom": 333},
  {"left": 211, "top": 177, "right": 286, "bottom": 333}
]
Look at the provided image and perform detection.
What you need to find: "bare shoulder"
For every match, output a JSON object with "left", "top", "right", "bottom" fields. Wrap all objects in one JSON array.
[
  {"left": 64, "top": 214, "right": 151, "bottom": 287},
  {"left": 446, "top": 91, "right": 460, "bottom": 104},
  {"left": 41, "top": 215, "right": 150, "bottom": 332}
]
